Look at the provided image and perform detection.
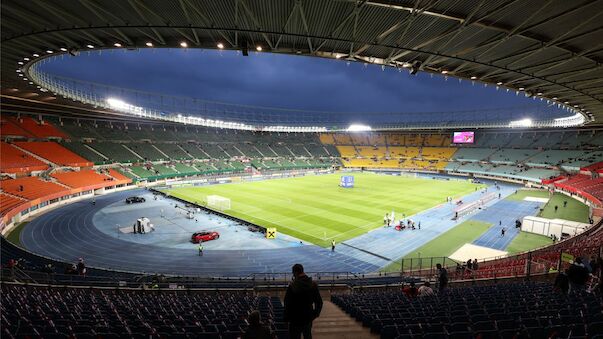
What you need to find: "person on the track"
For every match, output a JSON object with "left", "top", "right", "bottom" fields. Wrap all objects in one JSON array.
[
  {"left": 331, "top": 240, "right": 335, "bottom": 252},
  {"left": 501, "top": 228, "right": 506, "bottom": 237},
  {"left": 198, "top": 242, "right": 204, "bottom": 256}
]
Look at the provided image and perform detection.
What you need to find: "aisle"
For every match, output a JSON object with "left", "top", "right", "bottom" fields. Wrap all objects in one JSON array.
[{"left": 312, "top": 300, "right": 377, "bottom": 339}]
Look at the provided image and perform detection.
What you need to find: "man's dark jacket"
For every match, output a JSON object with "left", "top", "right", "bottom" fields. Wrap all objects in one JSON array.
[{"left": 284, "top": 274, "right": 323, "bottom": 325}]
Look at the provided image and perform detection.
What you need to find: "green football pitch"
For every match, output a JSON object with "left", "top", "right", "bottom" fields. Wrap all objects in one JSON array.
[{"left": 163, "top": 173, "right": 482, "bottom": 247}]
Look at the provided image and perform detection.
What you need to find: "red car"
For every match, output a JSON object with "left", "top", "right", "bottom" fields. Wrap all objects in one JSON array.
[{"left": 191, "top": 231, "right": 220, "bottom": 243}]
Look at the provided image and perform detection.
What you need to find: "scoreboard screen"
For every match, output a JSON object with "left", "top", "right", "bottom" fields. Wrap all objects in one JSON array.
[{"left": 453, "top": 131, "right": 475, "bottom": 144}]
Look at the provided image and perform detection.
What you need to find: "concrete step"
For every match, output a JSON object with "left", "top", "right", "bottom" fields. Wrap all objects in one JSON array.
[{"left": 312, "top": 300, "right": 377, "bottom": 339}]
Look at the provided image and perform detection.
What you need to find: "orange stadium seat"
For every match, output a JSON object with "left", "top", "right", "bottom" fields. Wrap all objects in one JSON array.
[
  {"left": 18, "top": 117, "right": 68, "bottom": 138},
  {"left": 14, "top": 141, "right": 93, "bottom": 167},
  {"left": 0, "top": 177, "right": 69, "bottom": 201},
  {"left": 318, "top": 133, "right": 336, "bottom": 144},
  {"left": 51, "top": 169, "right": 118, "bottom": 188},
  {"left": 106, "top": 168, "right": 132, "bottom": 183},
  {"left": 0, "top": 142, "right": 49, "bottom": 174},
  {"left": 0, "top": 193, "right": 26, "bottom": 217},
  {"left": 1, "top": 117, "right": 32, "bottom": 138}
]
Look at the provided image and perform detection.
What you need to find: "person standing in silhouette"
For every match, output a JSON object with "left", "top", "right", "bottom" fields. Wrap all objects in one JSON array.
[{"left": 284, "top": 264, "right": 323, "bottom": 339}]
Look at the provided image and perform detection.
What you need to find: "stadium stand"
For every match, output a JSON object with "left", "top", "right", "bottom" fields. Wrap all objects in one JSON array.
[
  {"left": 0, "top": 177, "right": 68, "bottom": 201},
  {"left": 0, "top": 117, "right": 33, "bottom": 138},
  {"left": 333, "top": 282, "right": 602, "bottom": 339},
  {"left": 50, "top": 169, "right": 126, "bottom": 189},
  {"left": 0, "top": 142, "right": 48, "bottom": 174},
  {"left": 153, "top": 143, "right": 193, "bottom": 160},
  {"left": 59, "top": 141, "right": 108, "bottom": 165},
  {"left": 16, "top": 116, "right": 67, "bottom": 139},
  {"left": 0, "top": 193, "right": 26, "bottom": 217},
  {"left": 14, "top": 141, "right": 93, "bottom": 167},
  {"left": 89, "top": 142, "right": 140, "bottom": 163}
]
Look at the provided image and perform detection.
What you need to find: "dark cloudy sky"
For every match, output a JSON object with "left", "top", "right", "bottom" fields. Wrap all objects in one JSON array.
[{"left": 38, "top": 48, "right": 563, "bottom": 124}]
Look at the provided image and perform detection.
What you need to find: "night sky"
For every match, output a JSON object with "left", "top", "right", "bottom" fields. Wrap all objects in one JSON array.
[{"left": 37, "top": 48, "right": 564, "bottom": 124}]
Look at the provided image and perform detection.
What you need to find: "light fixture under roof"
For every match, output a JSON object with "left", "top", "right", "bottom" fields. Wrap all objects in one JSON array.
[
  {"left": 256, "top": 46, "right": 262, "bottom": 51},
  {"left": 335, "top": 53, "right": 341, "bottom": 59},
  {"left": 470, "top": 76, "right": 477, "bottom": 80},
  {"left": 518, "top": 87, "right": 525, "bottom": 91},
  {"left": 114, "top": 42, "right": 122, "bottom": 47},
  {"left": 441, "top": 70, "right": 448, "bottom": 74},
  {"left": 217, "top": 42, "right": 224, "bottom": 49},
  {"left": 17, "top": 61, "right": 23, "bottom": 65},
  {"left": 496, "top": 81, "right": 503, "bottom": 85},
  {"left": 347, "top": 124, "right": 372, "bottom": 132},
  {"left": 33, "top": 53, "right": 40, "bottom": 57},
  {"left": 23, "top": 57, "right": 30, "bottom": 61},
  {"left": 86, "top": 44, "right": 94, "bottom": 49},
  {"left": 180, "top": 41, "right": 188, "bottom": 47},
  {"left": 60, "top": 47, "right": 67, "bottom": 52},
  {"left": 46, "top": 50, "right": 53, "bottom": 54},
  {"left": 536, "top": 92, "right": 543, "bottom": 96},
  {"left": 145, "top": 42, "right": 153, "bottom": 47}
]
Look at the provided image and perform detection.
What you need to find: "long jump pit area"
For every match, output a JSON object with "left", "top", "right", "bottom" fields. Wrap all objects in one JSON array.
[{"left": 449, "top": 243, "right": 509, "bottom": 262}]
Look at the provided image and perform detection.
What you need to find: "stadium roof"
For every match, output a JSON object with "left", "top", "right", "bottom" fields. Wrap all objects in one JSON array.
[{"left": 2, "top": 0, "right": 602, "bottom": 126}]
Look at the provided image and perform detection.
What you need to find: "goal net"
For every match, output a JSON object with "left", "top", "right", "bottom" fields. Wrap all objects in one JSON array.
[{"left": 206, "top": 195, "right": 231, "bottom": 211}]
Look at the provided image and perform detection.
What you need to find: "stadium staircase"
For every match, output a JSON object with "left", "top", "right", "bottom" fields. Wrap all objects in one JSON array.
[
  {"left": 9, "top": 142, "right": 56, "bottom": 167},
  {"left": 121, "top": 144, "right": 144, "bottom": 160},
  {"left": 313, "top": 300, "right": 377, "bottom": 339}
]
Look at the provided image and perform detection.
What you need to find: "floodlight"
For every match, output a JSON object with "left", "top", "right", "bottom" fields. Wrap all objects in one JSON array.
[
  {"left": 509, "top": 118, "right": 533, "bottom": 127},
  {"left": 518, "top": 87, "right": 525, "bottom": 90},
  {"left": 256, "top": 46, "right": 262, "bottom": 51},
  {"left": 496, "top": 82, "right": 503, "bottom": 85},
  {"left": 33, "top": 54, "right": 40, "bottom": 57},
  {"left": 86, "top": 44, "right": 94, "bottom": 49},
  {"left": 217, "top": 43, "right": 224, "bottom": 49},
  {"left": 180, "top": 41, "right": 188, "bottom": 47},
  {"left": 441, "top": 70, "right": 448, "bottom": 74},
  {"left": 470, "top": 76, "right": 477, "bottom": 80},
  {"left": 347, "top": 124, "right": 372, "bottom": 132},
  {"left": 114, "top": 43, "right": 122, "bottom": 47},
  {"left": 146, "top": 42, "right": 153, "bottom": 47},
  {"left": 46, "top": 50, "right": 53, "bottom": 54},
  {"left": 60, "top": 48, "right": 67, "bottom": 52}
]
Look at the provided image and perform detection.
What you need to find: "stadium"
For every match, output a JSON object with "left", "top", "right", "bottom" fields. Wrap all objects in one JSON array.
[{"left": 1, "top": 1, "right": 602, "bottom": 338}]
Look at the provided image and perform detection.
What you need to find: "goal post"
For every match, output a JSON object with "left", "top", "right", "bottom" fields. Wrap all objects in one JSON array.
[{"left": 206, "top": 195, "right": 231, "bottom": 211}]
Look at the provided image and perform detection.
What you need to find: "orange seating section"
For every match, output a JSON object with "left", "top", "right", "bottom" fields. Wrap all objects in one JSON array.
[
  {"left": 1, "top": 118, "right": 32, "bottom": 138},
  {"left": 0, "top": 177, "right": 68, "bottom": 201},
  {"left": 14, "top": 142, "right": 93, "bottom": 167},
  {"left": 1, "top": 142, "right": 48, "bottom": 174},
  {"left": 106, "top": 168, "right": 132, "bottom": 182},
  {"left": 18, "top": 117, "right": 68, "bottom": 138},
  {"left": 0, "top": 193, "right": 26, "bottom": 216},
  {"left": 51, "top": 169, "right": 121, "bottom": 188}
]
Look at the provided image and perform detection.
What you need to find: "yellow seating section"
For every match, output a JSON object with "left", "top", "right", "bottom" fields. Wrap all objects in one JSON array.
[
  {"left": 422, "top": 147, "right": 458, "bottom": 160},
  {"left": 356, "top": 146, "right": 388, "bottom": 158},
  {"left": 388, "top": 147, "right": 420, "bottom": 158},
  {"left": 319, "top": 134, "right": 336, "bottom": 144},
  {"left": 332, "top": 134, "right": 353, "bottom": 144},
  {"left": 336, "top": 146, "right": 358, "bottom": 158},
  {"left": 350, "top": 134, "right": 369, "bottom": 145}
]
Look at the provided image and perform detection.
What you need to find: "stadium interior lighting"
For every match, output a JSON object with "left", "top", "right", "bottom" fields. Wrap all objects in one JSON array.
[
  {"left": 23, "top": 57, "right": 30, "bottom": 61},
  {"left": 145, "top": 42, "right": 153, "bottom": 47},
  {"left": 106, "top": 97, "right": 144, "bottom": 115},
  {"left": 17, "top": 61, "right": 23, "bottom": 65},
  {"left": 441, "top": 70, "right": 449, "bottom": 74},
  {"left": 518, "top": 87, "right": 525, "bottom": 91},
  {"left": 60, "top": 48, "right": 67, "bottom": 52},
  {"left": 256, "top": 46, "right": 262, "bottom": 51},
  {"left": 470, "top": 76, "right": 477, "bottom": 80},
  {"left": 217, "top": 43, "right": 224, "bottom": 49},
  {"left": 509, "top": 118, "right": 533, "bottom": 127},
  {"left": 114, "top": 42, "right": 122, "bottom": 47},
  {"left": 496, "top": 82, "right": 503, "bottom": 85},
  {"left": 335, "top": 53, "right": 341, "bottom": 59},
  {"left": 347, "top": 124, "right": 372, "bottom": 132},
  {"left": 536, "top": 92, "right": 543, "bottom": 96},
  {"left": 86, "top": 44, "right": 94, "bottom": 49},
  {"left": 33, "top": 53, "right": 39, "bottom": 57},
  {"left": 46, "top": 50, "right": 53, "bottom": 54},
  {"left": 180, "top": 41, "right": 188, "bottom": 48},
  {"left": 552, "top": 97, "right": 558, "bottom": 100}
]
